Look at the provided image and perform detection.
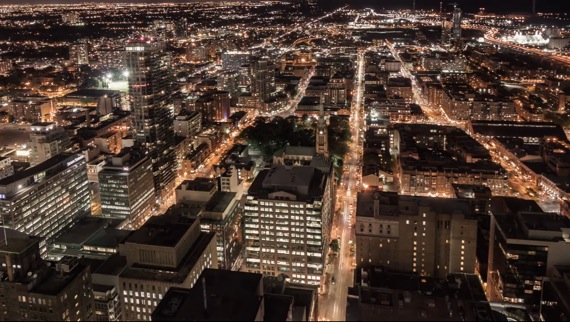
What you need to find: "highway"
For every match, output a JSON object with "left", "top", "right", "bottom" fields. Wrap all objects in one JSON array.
[{"left": 318, "top": 49, "right": 365, "bottom": 322}]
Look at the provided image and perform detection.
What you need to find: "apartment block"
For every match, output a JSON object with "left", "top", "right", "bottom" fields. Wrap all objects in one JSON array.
[{"left": 355, "top": 191, "right": 477, "bottom": 278}]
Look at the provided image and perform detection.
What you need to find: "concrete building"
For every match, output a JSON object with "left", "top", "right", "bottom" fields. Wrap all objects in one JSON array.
[
  {"left": 221, "top": 51, "right": 251, "bottom": 72},
  {"left": 0, "top": 153, "right": 90, "bottom": 256},
  {"left": 347, "top": 267, "right": 495, "bottom": 321},
  {"left": 0, "top": 157, "right": 14, "bottom": 180},
  {"left": 98, "top": 149, "right": 156, "bottom": 230},
  {"left": 243, "top": 165, "right": 333, "bottom": 286},
  {"left": 118, "top": 212, "right": 217, "bottom": 321},
  {"left": 29, "top": 122, "right": 71, "bottom": 166},
  {"left": 9, "top": 96, "right": 54, "bottom": 124},
  {"left": 69, "top": 42, "right": 89, "bottom": 65},
  {"left": 152, "top": 269, "right": 318, "bottom": 321},
  {"left": 355, "top": 191, "right": 477, "bottom": 278},
  {"left": 0, "top": 231, "right": 94, "bottom": 321},
  {"left": 173, "top": 111, "right": 201, "bottom": 138},
  {"left": 126, "top": 37, "right": 176, "bottom": 203},
  {"left": 487, "top": 197, "right": 570, "bottom": 306}
]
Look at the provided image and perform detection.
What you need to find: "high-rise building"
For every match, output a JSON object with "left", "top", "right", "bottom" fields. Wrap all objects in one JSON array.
[
  {"left": 355, "top": 191, "right": 478, "bottom": 278},
  {"left": 0, "top": 153, "right": 90, "bottom": 256},
  {"left": 0, "top": 230, "right": 94, "bottom": 322},
  {"left": 243, "top": 165, "right": 333, "bottom": 286},
  {"left": 221, "top": 51, "right": 251, "bottom": 72},
  {"left": 487, "top": 197, "right": 570, "bottom": 306},
  {"left": 451, "top": 5, "right": 462, "bottom": 47},
  {"left": 98, "top": 148, "right": 156, "bottom": 230},
  {"left": 69, "top": 42, "right": 89, "bottom": 65},
  {"left": 212, "top": 91, "right": 230, "bottom": 121},
  {"left": 442, "top": 4, "right": 462, "bottom": 48},
  {"left": 126, "top": 38, "right": 176, "bottom": 202},
  {"left": 29, "top": 122, "right": 71, "bottom": 166},
  {"left": 118, "top": 212, "right": 217, "bottom": 321},
  {"left": 316, "top": 107, "right": 329, "bottom": 158},
  {"left": 252, "top": 57, "right": 276, "bottom": 103}
]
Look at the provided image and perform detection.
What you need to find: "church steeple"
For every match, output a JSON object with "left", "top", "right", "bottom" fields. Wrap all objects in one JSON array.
[{"left": 316, "top": 104, "right": 328, "bottom": 158}]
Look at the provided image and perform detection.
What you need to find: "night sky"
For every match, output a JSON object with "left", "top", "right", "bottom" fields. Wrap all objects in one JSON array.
[{"left": 1, "top": 0, "right": 569, "bottom": 14}]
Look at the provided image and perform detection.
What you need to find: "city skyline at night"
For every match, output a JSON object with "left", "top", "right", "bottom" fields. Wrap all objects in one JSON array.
[{"left": 0, "top": 0, "right": 569, "bottom": 321}]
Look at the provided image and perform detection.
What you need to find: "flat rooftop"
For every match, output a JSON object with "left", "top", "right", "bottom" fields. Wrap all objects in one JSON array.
[
  {"left": 177, "top": 177, "right": 216, "bottom": 192},
  {"left": 125, "top": 214, "right": 196, "bottom": 248},
  {"left": 53, "top": 217, "right": 123, "bottom": 246},
  {"left": 32, "top": 261, "right": 88, "bottom": 296},
  {"left": 121, "top": 231, "right": 215, "bottom": 284},
  {"left": 204, "top": 191, "right": 236, "bottom": 213},
  {"left": 151, "top": 269, "right": 263, "bottom": 321}
]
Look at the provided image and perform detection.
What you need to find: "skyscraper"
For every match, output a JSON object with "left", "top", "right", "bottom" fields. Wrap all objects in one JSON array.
[
  {"left": 126, "top": 38, "right": 176, "bottom": 202},
  {"left": 442, "top": 4, "right": 462, "bottom": 48},
  {"left": 451, "top": 4, "right": 462, "bottom": 47},
  {"left": 252, "top": 57, "right": 276, "bottom": 104}
]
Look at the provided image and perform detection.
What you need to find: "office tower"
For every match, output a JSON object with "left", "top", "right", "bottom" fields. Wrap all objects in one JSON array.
[
  {"left": 126, "top": 38, "right": 176, "bottom": 202},
  {"left": 355, "top": 191, "right": 477, "bottom": 278},
  {"left": 487, "top": 197, "right": 570, "bottom": 306},
  {"left": 243, "top": 165, "right": 333, "bottom": 286},
  {"left": 98, "top": 149, "right": 156, "bottom": 230},
  {"left": 69, "top": 42, "right": 89, "bottom": 65},
  {"left": 29, "top": 122, "right": 71, "bottom": 166},
  {"left": 252, "top": 57, "right": 276, "bottom": 103},
  {"left": 0, "top": 230, "right": 94, "bottom": 321},
  {"left": 118, "top": 212, "right": 217, "bottom": 321},
  {"left": 0, "top": 153, "right": 90, "bottom": 256},
  {"left": 316, "top": 107, "right": 329, "bottom": 158},
  {"left": 221, "top": 51, "right": 251, "bottom": 72},
  {"left": 451, "top": 5, "right": 462, "bottom": 46}
]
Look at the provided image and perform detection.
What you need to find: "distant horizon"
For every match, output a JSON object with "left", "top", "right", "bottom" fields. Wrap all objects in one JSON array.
[{"left": 0, "top": 0, "right": 569, "bottom": 14}]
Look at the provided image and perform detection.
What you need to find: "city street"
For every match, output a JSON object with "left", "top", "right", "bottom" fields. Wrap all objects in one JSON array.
[{"left": 318, "top": 50, "right": 365, "bottom": 321}]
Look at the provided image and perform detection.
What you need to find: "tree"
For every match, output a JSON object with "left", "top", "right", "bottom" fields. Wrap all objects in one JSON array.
[{"left": 329, "top": 239, "right": 340, "bottom": 253}]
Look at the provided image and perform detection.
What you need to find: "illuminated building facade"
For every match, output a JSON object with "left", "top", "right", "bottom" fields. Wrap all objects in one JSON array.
[
  {"left": 243, "top": 165, "right": 333, "bottom": 286},
  {"left": 0, "top": 153, "right": 90, "bottom": 257},
  {"left": 118, "top": 213, "right": 217, "bottom": 321},
  {"left": 126, "top": 38, "right": 176, "bottom": 202},
  {"left": 99, "top": 149, "right": 156, "bottom": 230},
  {"left": 29, "top": 122, "right": 71, "bottom": 167}
]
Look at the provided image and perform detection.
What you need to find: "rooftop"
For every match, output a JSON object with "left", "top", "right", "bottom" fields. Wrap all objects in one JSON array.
[
  {"left": 121, "top": 231, "right": 215, "bottom": 284},
  {"left": 204, "top": 191, "right": 236, "bottom": 213},
  {"left": 151, "top": 269, "right": 264, "bottom": 321},
  {"left": 32, "top": 261, "right": 89, "bottom": 296},
  {"left": 125, "top": 214, "right": 197, "bottom": 248}
]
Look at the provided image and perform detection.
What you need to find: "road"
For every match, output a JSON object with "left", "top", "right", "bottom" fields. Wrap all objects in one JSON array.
[
  {"left": 318, "top": 49, "right": 365, "bottom": 322},
  {"left": 267, "top": 66, "right": 315, "bottom": 119}
]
